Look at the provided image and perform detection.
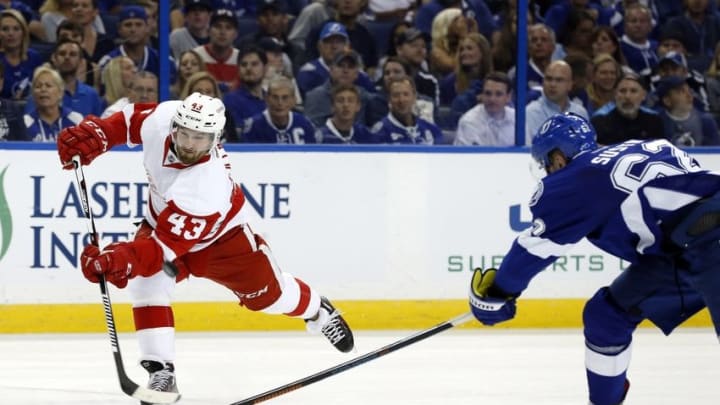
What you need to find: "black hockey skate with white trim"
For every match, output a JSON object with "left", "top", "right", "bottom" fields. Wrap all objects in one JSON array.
[
  {"left": 305, "top": 297, "right": 354, "bottom": 353},
  {"left": 139, "top": 360, "right": 178, "bottom": 405}
]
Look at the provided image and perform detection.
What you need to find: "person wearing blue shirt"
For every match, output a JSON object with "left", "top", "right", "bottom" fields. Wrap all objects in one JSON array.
[
  {"left": 222, "top": 45, "right": 267, "bottom": 135},
  {"left": 23, "top": 66, "right": 83, "bottom": 142},
  {"left": 0, "top": 9, "right": 45, "bottom": 100},
  {"left": 316, "top": 84, "right": 377, "bottom": 144},
  {"left": 470, "top": 112, "right": 720, "bottom": 405},
  {"left": 619, "top": 4, "right": 658, "bottom": 77},
  {"left": 97, "top": 6, "right": 177, "bottom": 85},
  {"left": 296, "top": 22, "right": 375, "bottom": 97},
  {"left": 0, "top": 0, "right": 45, "bottom": 42},
  {"left": 243, "top": 76, "right": 316, "bottom": 143},
  {"left": 44, "top": 39, "right": 103, "bottom": 117},
  {"left": 371, "top": 76, "right": 442, "bottom": 144}
]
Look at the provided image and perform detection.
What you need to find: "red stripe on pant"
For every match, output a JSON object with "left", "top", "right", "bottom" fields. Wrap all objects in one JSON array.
[
  {"left": 133, "top": 306, "right": 175, "bottom": 330},
  {"left": 285, "top": 278, "right": 312, "bottom": 317}
]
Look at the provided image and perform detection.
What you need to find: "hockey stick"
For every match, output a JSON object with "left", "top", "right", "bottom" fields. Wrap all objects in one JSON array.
[
  {"left": 71, "top": 156, "right": 181, "bottom": 404},
  {"left": 230, "top": 311, "right": 474, "bottom": 405}
]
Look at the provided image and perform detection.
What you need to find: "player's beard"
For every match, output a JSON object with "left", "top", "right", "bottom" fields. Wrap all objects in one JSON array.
[{"left": 176, "top": 147, "right": 206, "bottom": 165}]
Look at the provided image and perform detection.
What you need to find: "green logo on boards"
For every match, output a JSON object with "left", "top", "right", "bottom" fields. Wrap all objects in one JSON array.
[{"left": 0, "top": 166, "right": 12, "bottom": 261}]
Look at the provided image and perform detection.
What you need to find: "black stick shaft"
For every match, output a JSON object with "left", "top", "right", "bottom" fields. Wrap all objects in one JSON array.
[{"left": 230, "top": 312, "right": 473, "bottom": 405}]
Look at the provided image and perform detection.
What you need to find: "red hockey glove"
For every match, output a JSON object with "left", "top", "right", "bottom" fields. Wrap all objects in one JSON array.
[
  {"left": 80, "top": 242, "right": 135, "bottom": 288},
  {"left": 57, "top": 116, "right": 110, "bottom": 169}
]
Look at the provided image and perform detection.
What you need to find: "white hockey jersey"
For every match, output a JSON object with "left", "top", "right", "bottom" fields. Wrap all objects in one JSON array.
[{"left": 117, "top": 101, "right": 246, "bottom": 262}]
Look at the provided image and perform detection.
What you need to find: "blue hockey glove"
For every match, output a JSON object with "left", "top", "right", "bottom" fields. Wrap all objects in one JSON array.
[{"left": 469, "top": 268, "right": 517, "bottom": 326}]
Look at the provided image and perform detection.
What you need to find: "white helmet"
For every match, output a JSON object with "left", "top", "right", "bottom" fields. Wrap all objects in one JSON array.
[{"left": 173, "top": 92, "right": 226, "bottom": 141}]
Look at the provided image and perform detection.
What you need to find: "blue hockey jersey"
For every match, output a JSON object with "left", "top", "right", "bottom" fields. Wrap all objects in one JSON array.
[
  {"left": 242, "top": 110, "right": 316, "bottom": 144},
  {"left": 495, "top": 139, "right": 720, "bottom": 295}
]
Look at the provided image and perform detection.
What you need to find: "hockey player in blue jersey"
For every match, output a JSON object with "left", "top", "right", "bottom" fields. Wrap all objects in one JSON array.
[{"left": 469, "top": 113, "right": 720, "bottom": 405}]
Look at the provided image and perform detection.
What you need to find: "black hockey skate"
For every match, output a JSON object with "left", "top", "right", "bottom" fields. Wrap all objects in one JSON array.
[
  {"left": 305, "top": 296, "right": 355, "bottom": 353},
  {"left": 139, "top": 360, "right": 178, "bottom": 405}
]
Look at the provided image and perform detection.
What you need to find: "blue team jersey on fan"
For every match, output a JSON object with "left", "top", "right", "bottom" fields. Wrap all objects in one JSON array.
[
  {"left": 371, "top": 114, "right": 442, "bottom": 144},
  {"left": 242, "top": 110, "right": 316, "bottom": 144},
  {"left": 495, "top": 139, "right": 720, "bottom": 295}
]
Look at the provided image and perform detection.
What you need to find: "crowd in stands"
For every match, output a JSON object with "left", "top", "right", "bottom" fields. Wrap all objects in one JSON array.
[{"left": 2, "top": 0, "right": 720, "bottom": 146}]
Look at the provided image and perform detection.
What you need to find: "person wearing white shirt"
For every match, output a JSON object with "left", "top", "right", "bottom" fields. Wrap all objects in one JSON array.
[{"left": 455, "top": 72, "right": 515, "bottom": 146}]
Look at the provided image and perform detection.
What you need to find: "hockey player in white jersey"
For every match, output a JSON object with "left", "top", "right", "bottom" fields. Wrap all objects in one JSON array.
[
  {"left": 56, "top": 93, "right": 354, "bottom": 401},
  {"left": 469, "top": 113, "right": 720, "bottom": 405}
]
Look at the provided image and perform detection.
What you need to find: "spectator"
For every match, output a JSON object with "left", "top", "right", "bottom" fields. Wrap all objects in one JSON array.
[
  {"left": 169, "top": 0, "right": 212, "bottom": 60},
  {"left": 136, "top": 0, "right": 161, "bottom": 49},
  {"left": 586, "top": 53, "right": 622, "bottom": 113},
  {"left": 304, "top": 49, "right": 376, "bottom": 127},
  {"left": 705, "top": 41, "right": 720, "bottom": 121},
  {"left": 591, "top": 72, "right": 665, "bottom": 145},
  {"left": 565, "top": 52, "right": 593, "bottom": 112},
  {"left": 237, "top": 0, "right": 300, "bottom": 69},
  {"left": 102, "top": 71, "right": 157, "bottom": 118},
  {"left": 0, "top": 9, "right": 44, "bottom": 100},
  {"left": 171, "top": 49, "right": 206, "bottom": 99},
  {"left": 460, "top": 0, "right": 498, "bottom": 40},
  {"left": 525, "top": 60, "right": 589, "bottom": 144},
  {"left": 223, "top": 45, "right": 268, "bottom": 135},
  {"left": 56, "top": 20, "right": 96, "bottom": 86},
  {"left": 508, "top": 23, "right": 553, "bottom": 90},
  {"left": 316, "top": 84, "right": 377, "bottom": 144},
  {"left": 97, "top": 6, "right": 177, "bottom": 85},
  {"left": 179, "top": 71, "right": 238, "bottom": 143},
  {"left": 394, "top": 27, "right": 440, "bottom": 107},
  {"left": 590, "top": 25, "right": 628, "bottom": 67},
  {"left": 440, "top": 32, "right": 493, "bottom": 106},
  {"left": 193, "top": 9, "right": 240, "bottom": 93},
  {"left": 429, "top": 9, "right": 477, "bottom": 77},
  {"left": 257, "top": 36, "right": 301, "bottom": 105},
  {"left": 296, "top": 22, "right": 375, "bottom": 96},
  {"left": 544, "top": 0, "right": 611, "bottom": 42},
  {"left": 41, "top": 38, "right": 103, "bottom": 116},
  {"left": 0, "top": 0, "right": 46, "bottom": 42},
  {"left": 454, "top": 72, "right": 515, "bottom": 146},
  {"left": 650, "top": 51, "right": 710, "bottom": 113},
  {"left": 287, "top": 0, "right": 334, "bottom": 53},
  {"left": 664, "top": 0, "right": 720, "bottom": 73},
  {"left": 99, "top": 56, "right": 136, "bottom": 116},
  {"left": 371, "top": 76, "right": 442, "bottom": 145},
  {"left": 415, "top": 0, "right": 459, "bottom": 36},
  {"left": 0, "top": 61, "right": 26, "bottom": 141},
  {"left": 619, "top": 3, "right": 658, "bottom": 77},
  {"left": 39, "top": 0, "right": 74, "bottom": 42},
  {"left": 656, "top": 28, "right": 688, "bottom": 62},
  {"left": 491, "top": 4, "right": 523, "bottom": 73},
  {"left": 367, "top": 56, "right": 436, "bottom": 126},
  {"left": 557, "top": 9, "right": 596, "bottom": 59},
  {"left": 607, "top": 0, "right": 659, "bottom": 39},
  {"left": 657, "top": 75, "right": 720, "bottom": 146},
  {"left": 23, "top": 66, "right": 83, "bottom": 142},
  {"left": 68, "top": 0, "right": 115, "bottom": 62},
  {"left": 243, "top": 76, "right": 316, "bottom": 143},
  {"left": 303, "top": 0, "right": 379, "bottom": 75}
]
